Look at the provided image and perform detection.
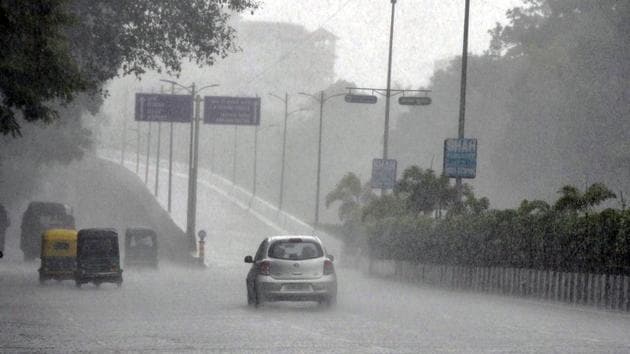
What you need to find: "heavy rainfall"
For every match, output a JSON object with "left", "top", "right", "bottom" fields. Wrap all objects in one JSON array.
[{"left": 1, "top": 0, "right": 629, "bottom": 352}]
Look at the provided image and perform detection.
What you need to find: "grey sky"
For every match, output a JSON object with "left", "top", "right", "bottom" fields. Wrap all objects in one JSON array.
[{"left": 243, "top": 0, "right": 522, "bottom": 87}]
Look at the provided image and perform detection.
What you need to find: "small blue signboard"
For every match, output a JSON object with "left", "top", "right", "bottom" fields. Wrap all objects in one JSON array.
[
  {"left": 203, "top": 96, "right": 261, "bottom": 125},
  {"left": 443, "top": 138, "right": 477, "bottom": 178},
  {"left": 371, "top": 158, "right": 397, "bottom": 189},
  {"left": 135, "top": 93, "right": 193, "bottom": 123}
]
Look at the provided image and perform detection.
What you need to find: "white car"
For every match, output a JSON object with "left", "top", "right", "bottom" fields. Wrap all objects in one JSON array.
[{"left": 245, "top": 235, "right": 337, "bottom": 307}]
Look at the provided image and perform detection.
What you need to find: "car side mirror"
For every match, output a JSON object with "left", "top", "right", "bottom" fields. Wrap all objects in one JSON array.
[
  {"left": 244, "top": 255, "right": 253, "bottom": 263},
  {"left": 328, "top": 254, "right": 334, "bottom": 262}
]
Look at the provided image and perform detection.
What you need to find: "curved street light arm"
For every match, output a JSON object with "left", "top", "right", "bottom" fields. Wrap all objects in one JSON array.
[
  {"left": 268, "top": 92, "right": 286, "bottom": 103},
  {"left": 197, "top": 84, "right": 220, "bottom": 94},
  {"left": 159, "top": 79, "right": 193, "bottom": 94}
]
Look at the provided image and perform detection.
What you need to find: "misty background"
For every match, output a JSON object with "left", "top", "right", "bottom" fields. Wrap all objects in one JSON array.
[{"left": 2, "top": 0, "right": 628, "bottom": 226}]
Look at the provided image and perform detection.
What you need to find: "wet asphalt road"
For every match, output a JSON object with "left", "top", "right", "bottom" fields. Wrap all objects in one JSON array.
[{"left": 1, "top": 157, "right": 629, "bottom": 353}]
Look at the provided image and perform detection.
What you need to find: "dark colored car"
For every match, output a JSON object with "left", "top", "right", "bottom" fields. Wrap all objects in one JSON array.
[
  {"left": 20, "top": 201, "right": 74, "bottom": 261},
  {"left": 75, "top": 228, "right": 123, "bottom": 288},
  {"left": 124, "top": 228, "right": 158, "bottom": 268}
]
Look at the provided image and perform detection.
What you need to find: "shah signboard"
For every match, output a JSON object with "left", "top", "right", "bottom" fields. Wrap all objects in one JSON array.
[
  {"left": 443, "top": 138, "right": 478, "bottom": 178},
  {"left": 371, "top": 158, "right": 397, "bottom": 189},
  {"left": 135, "top": 93, "right": 193, "bottom": 123},
  {"left": 203, "top": 96, "right": 261, "bottom": 125}
]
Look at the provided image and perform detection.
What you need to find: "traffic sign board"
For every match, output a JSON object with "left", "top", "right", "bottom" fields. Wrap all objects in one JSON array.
[
  {"left": 371, "top": 158, "right": 397, "bottom": 189},
  {"left": 398, "top": 96, "right": 432, "bottom": 106},
  {"left": 345, "top": 94, "right": 378, "bottom": 104},
  {"left": 135, "top": 93, "right": 193, "bottom": 122},
  {"left": 203, "top": 96, "right": 260, "bottom": 125},
  {"left": 443, "top": 138, "right": 477, "bottom": 178}
]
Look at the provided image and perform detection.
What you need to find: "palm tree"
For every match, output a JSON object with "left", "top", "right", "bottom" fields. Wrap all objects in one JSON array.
[
  {"left": 554, "top": 183, "right": 616, "bottom": 213},
  {"left": 325, "top": 173, "right": 375, "bottom": 222}
]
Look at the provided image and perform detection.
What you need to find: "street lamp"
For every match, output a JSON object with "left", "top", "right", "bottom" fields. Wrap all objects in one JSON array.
[
  {"left": 298, "top": 91, "right": 346, "bottom": 231},
  {"left": 268, "top": 93, "right": 310, "bottom": 213},
  {"left": 159, "top": 79, "right": 219, "bottom": 251}
]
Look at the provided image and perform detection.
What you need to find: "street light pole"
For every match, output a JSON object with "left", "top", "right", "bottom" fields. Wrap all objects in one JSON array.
[
  {"left": 121, "top": 111, "right": 127, "bottom": 166},
  {"left": 456, "top": 0, "right": 471, "bottom": 203},
  {"left": 135, "top": 121, "right": 140, "bottom": 174},
  {"left": 314, "top": 91, "right": 324, "bottom": 229},
  {"left": 252, "top": 125, "right": 259, "bottom": 199},
  {"left": 278, "top": 93, "right": 289, "bottom": 212},
  {"left": 232, "top": 125, "right": 238, "bottom": 185},
  {"left": 299, "top": 91, "right": 346, "bottom": 231},
  {"left": 382, "top": 0, "right": 397, "bottom": 194},
  {"left": 167, "top": 83, "right": 175, "bottom": 213},
  {"left": 145, "top": 121, "right": 152, "bottom": 184},
  {"left": 155, "top": 87, "right": 163, "bottom": 197}
]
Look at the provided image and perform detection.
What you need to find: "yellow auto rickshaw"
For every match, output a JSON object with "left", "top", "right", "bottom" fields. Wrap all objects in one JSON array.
[{"left": 39, "top": 229, "right": 78, "bottom": 284}]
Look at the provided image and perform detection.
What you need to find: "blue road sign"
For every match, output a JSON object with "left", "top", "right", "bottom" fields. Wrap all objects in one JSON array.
[
  {"left": 443, "top": 138, "right": 477, "bottom": 178},
  {"left": 135, "top": 93, "right": 193, "bottom": 123},
  {"left": 371, "top": 158, "right": 397, "bottom": 189},
  {"left": 203, "top": 96, "right": 260, "bottom": 125}
]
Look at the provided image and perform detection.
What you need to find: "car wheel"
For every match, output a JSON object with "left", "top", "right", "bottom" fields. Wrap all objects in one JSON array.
[
  {"left": 38, "top": 275, "right": 46, "bottom": 285},
  {"left": 75, "top": 281, "right": 82, "bottom": 288},
  {"left": 247, "top": 287, "right": 256, "bottom": 306},
  {"left": 322, "top": 295, "right": 337, "bottom": 308},
  {"left": 94, "top": 282, "right": 101, "bottom": 288},
  {"left": 254, "top": 284, "right": 264, "bottom": 307}
]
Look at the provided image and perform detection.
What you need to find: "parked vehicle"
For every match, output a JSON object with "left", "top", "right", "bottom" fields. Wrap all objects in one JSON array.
[
  {"left": 39, "top": 229, "right": 78, "bottom": 284},
  {"left": 124, "top": 228, "right": 158, "bottom": 268},
  {"left": 20, "top": 202, "right": 74, "bottom": 261},
  {"left": 75, "top": 228, "right": 123, "bottom": 288},
  {"left": 245, "top": 235, "right": 337, "bottom": 307}
]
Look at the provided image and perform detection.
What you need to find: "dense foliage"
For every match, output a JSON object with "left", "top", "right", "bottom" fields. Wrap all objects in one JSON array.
[
  {"left": 328, "top": 167, "right": 629, "bottom": 275},
  {"left": 0, "top": 0, "right": 259, "bottom": 136}
]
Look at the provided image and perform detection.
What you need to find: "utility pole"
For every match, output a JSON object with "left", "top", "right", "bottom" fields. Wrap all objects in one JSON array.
[
  {"left": 456, "top": 0, "right": 471, "bottom": 203},
  {"left": 145, "top": 121, "right": 152, "bottom": 184},
  {"left": 382, "top": 0, "right": 397, "bottom": 195}
]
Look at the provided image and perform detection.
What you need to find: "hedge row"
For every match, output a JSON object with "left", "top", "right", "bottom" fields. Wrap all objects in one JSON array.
[{"left": 361, "top": 209, "right": 630, "bottom": 275}]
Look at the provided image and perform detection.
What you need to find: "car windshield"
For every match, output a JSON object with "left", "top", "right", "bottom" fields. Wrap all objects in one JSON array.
[
  {"left": 80, "top": 238, "right": 116, "bottom": 257},
  {"left": 129, "top": 234, "right": 154, "bottom": 248},
  {"left": 267, "top": 240, "right": 323, "bottom": 260}
]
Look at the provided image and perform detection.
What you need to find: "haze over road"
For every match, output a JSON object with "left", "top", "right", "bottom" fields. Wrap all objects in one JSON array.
[{"left": 1, "top": 157, "right": 629, "bottom": 353}]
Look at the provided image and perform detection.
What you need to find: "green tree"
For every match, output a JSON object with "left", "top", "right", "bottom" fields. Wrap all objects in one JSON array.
[
  {"left": 325, "top": 172, "right": 375, "bottom": 223},
  {"left": 0, "top": 0, "right": 259, "bottom": 136},
  {"left": 554, "top": 183, "right": 616, "bottom": 213},
  {"left": 394, "top": 166, "right": 456, "bottom": 217}
]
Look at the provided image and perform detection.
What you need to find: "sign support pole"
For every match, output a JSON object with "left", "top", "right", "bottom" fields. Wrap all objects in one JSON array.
[
  {"left": 382, "top": 0, "right": 397, "bottom": 195},
  {"left": 185, "top": 84, "right": 197, "bottom": 252},
  {"left": 456, "top": 0, "right": 471, "bottom": 204}
]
